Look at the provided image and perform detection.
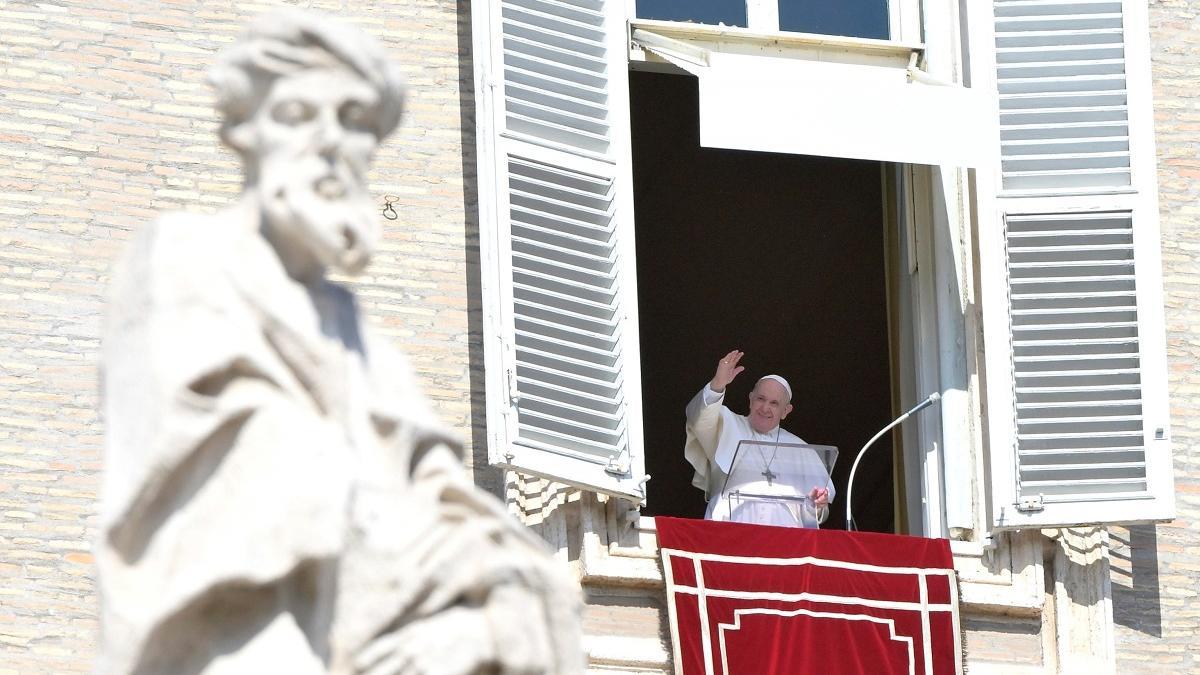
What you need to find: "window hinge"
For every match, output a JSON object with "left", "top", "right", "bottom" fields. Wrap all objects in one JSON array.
[
  {"left": 631, "top": 28, "right": 711, "bottom": 68},
  {"left": 505, "top": 367, "right": 520, "bottom": 407},
  {"left": 604, "top": 455, "right": 629, "bottom": 476},
  {"left": 638, "top": 474, "right": 651, "bottom": 501},
  {"left": 1016, "top": 494, "right": 1044, "bottom": 513},
  {"left": 480, "top": 65, "right": 498, "bottom": 91},
  {"left": 906, "top": 51, "right": 954, "bottom": 87}
]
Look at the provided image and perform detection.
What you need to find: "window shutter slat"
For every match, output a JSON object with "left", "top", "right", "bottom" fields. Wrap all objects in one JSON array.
[{"left": 475, "top": 0, "right": 646, "bottom": 499}]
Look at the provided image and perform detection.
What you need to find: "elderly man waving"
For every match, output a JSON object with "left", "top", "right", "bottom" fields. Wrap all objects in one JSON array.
[{"left": 684, "top": 350, "right": 835, "bottom": 527}]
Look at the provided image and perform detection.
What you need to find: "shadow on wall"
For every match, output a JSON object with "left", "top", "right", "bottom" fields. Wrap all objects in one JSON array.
[
  {"left": 455, "top": 0, "right": 506, "bottom": 499},
  {"left": 1109, "top": 524, "right": 1163, "bottom": 638},
  {"left": 1053, "top": 529, "right": 1109, "bottom": 607}
]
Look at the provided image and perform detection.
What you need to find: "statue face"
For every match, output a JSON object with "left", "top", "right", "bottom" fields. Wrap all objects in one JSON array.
[{"left": 251, "top": 67, "right": 383, "bottom": 278}]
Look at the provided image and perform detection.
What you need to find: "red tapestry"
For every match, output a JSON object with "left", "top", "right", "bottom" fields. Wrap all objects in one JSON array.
[{"left": 657, "top": 517, "right": 960, "bottom": 675}]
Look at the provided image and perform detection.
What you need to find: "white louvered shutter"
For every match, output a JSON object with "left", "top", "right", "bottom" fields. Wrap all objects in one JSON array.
[
  {"left": 472, "top": 0, "right": 647, "bottom": 500},
  {"left": 978, "top": 0, "right": 1173, "bottom": 528},
  {"left": 994, "top": 0, "right": 1132, "bottom": 191}
]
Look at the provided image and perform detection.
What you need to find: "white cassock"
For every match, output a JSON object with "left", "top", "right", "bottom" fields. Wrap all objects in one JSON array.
[{"left": 684, "top": 384, "right": 835, "bottom": 527}]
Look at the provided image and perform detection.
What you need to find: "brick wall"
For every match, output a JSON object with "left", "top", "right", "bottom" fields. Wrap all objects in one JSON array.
[
  {"left": 0, "top": 1, "right": 484, "bottom": 671},
  {"left": 1109, "top": 0, "right": 1200, "bottom": 671},
  {"left": 5, "top": 0, "right": 1200, "bottom": 673}
]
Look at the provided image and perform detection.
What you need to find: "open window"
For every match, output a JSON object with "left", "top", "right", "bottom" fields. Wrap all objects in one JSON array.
[
  {"left": 471, "top": 0, "right": 1174, "bottom": 537},
  {"left": 628, "top": 69, "right": 897, "bottom": 530},
  {"left": 620, "top": 14, "right": 994, "bottom": 537},
  {"left": 473, "top": 0, "right": 991, "bottom": 534}
]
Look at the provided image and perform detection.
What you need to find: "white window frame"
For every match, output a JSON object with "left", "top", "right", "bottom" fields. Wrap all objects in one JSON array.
[
  {"left": 628, "top": 0, "right": 922, "bottom": 43},
  {"left": 627, "top": 19, "right": 996, "bottom": 170},
  {"left": 473, "top": 0, "right": 1065, "bottom": 542},
  {"left": 470, "top": 0, "right": 988, "bottom": 535},
  {"left": 623, "top": 11, "right": 986, "bottom": 537}
]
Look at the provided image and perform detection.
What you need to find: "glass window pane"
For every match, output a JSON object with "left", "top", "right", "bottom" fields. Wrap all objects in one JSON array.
[
  {"left": 635, "top": 0, "right": 747, "bottom": 28},
  {"left": 778, "top": 0, "right": 889, "bottom": 39}
]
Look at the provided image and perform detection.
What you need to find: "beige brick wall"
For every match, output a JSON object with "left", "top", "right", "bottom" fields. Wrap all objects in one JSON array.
[
  {"left": 0, "top": 1, "right": 486, "bottom": 671},
  {"left": 1110, "top": 0, "right": 1200, "bottom": 671},
  {"left": 4, "top": 0, "right": 1199, "bottom": 673}
]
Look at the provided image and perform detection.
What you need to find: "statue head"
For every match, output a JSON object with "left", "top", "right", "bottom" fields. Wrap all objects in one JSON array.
[{"left": 209, "top": 11, "right": 406, "bottom": 279}]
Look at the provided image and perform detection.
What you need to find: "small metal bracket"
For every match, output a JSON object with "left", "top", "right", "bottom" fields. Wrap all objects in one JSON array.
[
  {"left": 1016, "top": 494, "right": 1044, "bottom": 513},
  {"left": 505, "top": 368, "right": 520, "bottom": 407},
  {"left": 620, "top": 500, "right": 641, "bottom": 525},
  {"left": 980, "top": 531, "right": 1003, "bottom": 569},
  {"left": 604, "top": 455, "right": 629, "bottom": 476},
  {"left": 630, "top": 28, "right": 711, "bottom": 68}
]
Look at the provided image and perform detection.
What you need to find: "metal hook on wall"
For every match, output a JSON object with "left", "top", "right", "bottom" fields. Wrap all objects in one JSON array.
[{"left": 381, "top": 194, "right": 399, "bottom": 220}]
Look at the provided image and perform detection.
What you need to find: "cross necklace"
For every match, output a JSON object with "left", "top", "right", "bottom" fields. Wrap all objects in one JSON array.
[{"left": 754, "top": 426, "right": 783, "bottom": 485}]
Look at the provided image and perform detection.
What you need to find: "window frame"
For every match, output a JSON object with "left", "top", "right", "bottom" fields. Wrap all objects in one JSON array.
[
  {"left": 626, "top": 19, "right": 997, "bottom": 169},
  {"left": 473, "top": 0, "right": 986, "bottom": 535},
  {"left": 626, "top": 0, "right": 922, "bottom": 42},
  {"left": 473, "top": 0, "right": 1180, "bottom": 537}
]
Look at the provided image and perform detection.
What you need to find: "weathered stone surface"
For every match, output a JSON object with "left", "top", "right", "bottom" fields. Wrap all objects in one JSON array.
[{"left": 94, "top": 8, "right": 580, "bottom": 675}]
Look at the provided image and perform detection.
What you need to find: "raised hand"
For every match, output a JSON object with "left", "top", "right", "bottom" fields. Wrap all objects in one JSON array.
[{"left": 710, "top": 350, "right": 745, "bottom": 393}]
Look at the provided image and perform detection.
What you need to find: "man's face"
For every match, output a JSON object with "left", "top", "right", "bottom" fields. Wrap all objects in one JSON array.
[
  {"left": 748, "top": 380, "right": 793, "bottom": 434},
  {"left": 251, "top": 67, "right": 382, "bottom": 278}
]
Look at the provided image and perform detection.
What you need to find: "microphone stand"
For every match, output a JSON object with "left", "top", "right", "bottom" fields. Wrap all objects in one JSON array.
[{"left": 845, "top": 393, "right": 941, "bottom": 532}]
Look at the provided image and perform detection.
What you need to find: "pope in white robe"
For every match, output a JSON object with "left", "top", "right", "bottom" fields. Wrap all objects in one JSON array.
[{"left": 684, "top": 350, "right": 835, "bottom": 527}]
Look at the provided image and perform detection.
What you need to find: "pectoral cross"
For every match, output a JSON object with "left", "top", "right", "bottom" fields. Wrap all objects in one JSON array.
[{"left": 761, "top": 468, "right": 777, "bottom": 485}]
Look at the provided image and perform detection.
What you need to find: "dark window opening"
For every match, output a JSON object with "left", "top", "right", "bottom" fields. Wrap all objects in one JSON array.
[{"left": 630, "top": 70, "right": 895, "bottom": 532}]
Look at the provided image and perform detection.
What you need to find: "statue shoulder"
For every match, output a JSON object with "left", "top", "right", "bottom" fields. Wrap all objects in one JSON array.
[
  {"left": 139, "top": 212, "right": 238, "bottom": 268},
  {"left": 360, "top": 328, "right": 462, "bottom": 450},
  {"left": 111, "top": 212, "right": 247, "bottom": 304}
]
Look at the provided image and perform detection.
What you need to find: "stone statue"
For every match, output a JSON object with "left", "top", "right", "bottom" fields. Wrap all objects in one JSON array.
[{"left": 96, "top": 11, "right": 582, "bottom": 675}]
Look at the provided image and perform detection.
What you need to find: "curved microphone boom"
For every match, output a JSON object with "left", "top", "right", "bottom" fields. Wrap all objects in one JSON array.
[{"left": 845, "top": 392, "right": 941, "bottom": 532}]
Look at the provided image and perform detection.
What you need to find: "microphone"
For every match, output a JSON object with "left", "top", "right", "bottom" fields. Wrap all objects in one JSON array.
[
  {"left": 845, "top": 392, "right": 942, "bottom": 532},
  {"left": 905, "top": 391, "right": 941, "bottom": 416}
]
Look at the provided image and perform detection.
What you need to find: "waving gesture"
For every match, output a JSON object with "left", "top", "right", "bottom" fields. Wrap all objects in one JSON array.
[{"left": 710, "top": 350, "right": 745, "bottom": 393}]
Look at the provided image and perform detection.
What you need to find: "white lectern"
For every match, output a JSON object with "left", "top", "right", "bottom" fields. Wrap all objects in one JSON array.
[{"left": 712, "top": 441, "right": 837, "bottom": 529}]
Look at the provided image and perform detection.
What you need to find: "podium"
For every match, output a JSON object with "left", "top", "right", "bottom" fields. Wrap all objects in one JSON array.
[
  {"left": 712, "top": 441, "right": 837, "bottom": 529},
  {"left": 657, "top": 517, "right": 962, "bottom": 675}
]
